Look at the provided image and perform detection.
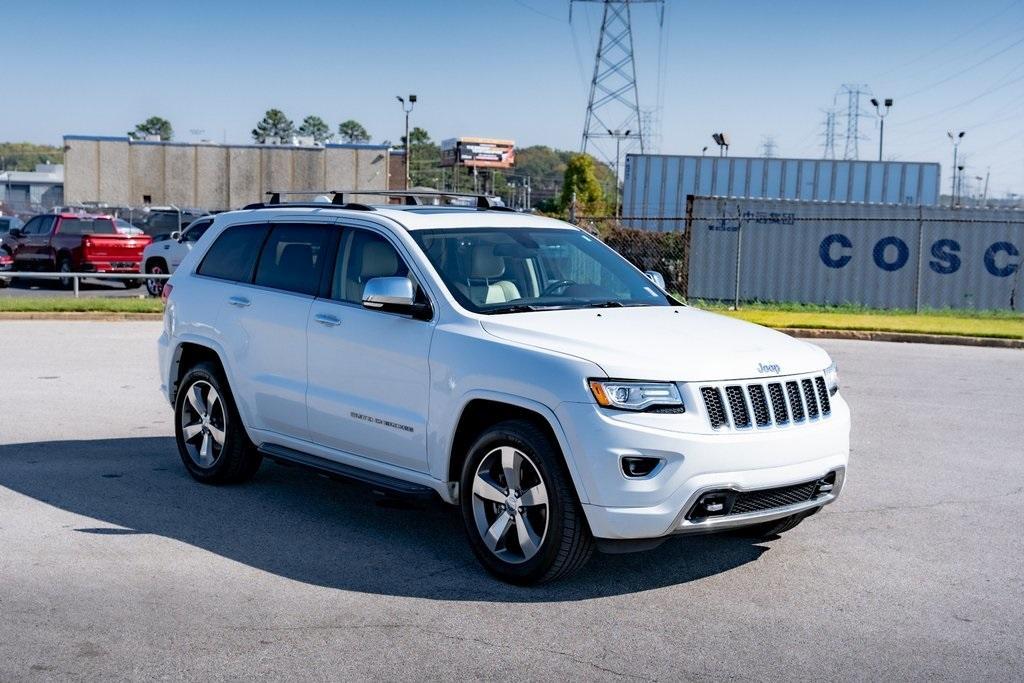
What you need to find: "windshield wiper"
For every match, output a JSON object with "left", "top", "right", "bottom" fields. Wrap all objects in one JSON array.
[
  {"left": 486, "top": 303, "right": 571, "bottom": 314},
  {"left": 584, "top": 300, "right": 626, "bottom": 308}
]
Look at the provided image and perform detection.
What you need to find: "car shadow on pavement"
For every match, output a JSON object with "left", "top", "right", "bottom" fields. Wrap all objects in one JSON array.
[{"left": 0, "top": 437, "right": 770, "bottom": 601}]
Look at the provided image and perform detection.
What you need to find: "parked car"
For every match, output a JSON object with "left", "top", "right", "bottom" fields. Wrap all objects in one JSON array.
[
  {"left": 6, "top": 213, "right": 152, "bottom": 289},
  {"left": 114, "top": 218, "right": 145, "bottom": 236},
  {"left": 158, "top": 193, "right": 849, "bottom": 584},
  {"left": 0, "top": 216, "right": 25, "bottom": 233},
  {"left": 141, "top": 216, "right": 214, "bottom": 296},
  {"left": 139, "top": 207, "right": 209, "bottom": 241}
]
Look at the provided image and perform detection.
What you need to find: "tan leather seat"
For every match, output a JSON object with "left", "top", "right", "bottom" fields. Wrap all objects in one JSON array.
[{"left": 468, "top": 245, "right": 520, "bottom": 304}]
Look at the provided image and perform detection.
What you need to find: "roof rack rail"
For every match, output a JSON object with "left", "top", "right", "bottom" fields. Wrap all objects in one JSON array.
[{"left": 262, "top": 189, "right": 509, "bottom": 210}]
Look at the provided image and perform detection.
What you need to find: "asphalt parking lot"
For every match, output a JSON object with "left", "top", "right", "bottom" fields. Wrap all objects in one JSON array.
[{"left": 0, "top": 321, "right": 1021, "bottom": 680}]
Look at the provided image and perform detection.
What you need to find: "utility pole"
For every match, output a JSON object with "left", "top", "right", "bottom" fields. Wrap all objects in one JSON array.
[
  {"left": 760, "top": 135, "right": 777, "bottom": 158},
  {"left": 396, "top": 94, "right": 417, "bottom": 188},
  {"left": 573, "top": 0, "right": 664, "bottom": 168},
  {"left": 870, "top": 97, "right": 893, "bottom": 161},
  {"left": 821, "top": 109, "right": 837, "bottom": 159},
  {"left": 838, "top": 84, "right": 871, "bottom": 160},
  {"left": 947, "top": 130, "right": 965, "bottom": 208}
]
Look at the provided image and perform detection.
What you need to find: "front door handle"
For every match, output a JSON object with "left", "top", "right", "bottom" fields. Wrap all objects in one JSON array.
[
  {"left": 314, "top": 313, "right": 342, "bottom": 327},
  {"left": 228, "top": 296, "right": 251, "bottom": 308}
]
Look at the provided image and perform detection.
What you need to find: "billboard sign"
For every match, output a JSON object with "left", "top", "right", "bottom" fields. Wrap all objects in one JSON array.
[{"left": 440, "top": 137, "right": 515, "bottom": 168}]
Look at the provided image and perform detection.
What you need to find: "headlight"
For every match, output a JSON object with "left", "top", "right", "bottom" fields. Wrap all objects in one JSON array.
[
  {"left": 589, "top": 380, "right": 684, "bottom": 412},
  {"left": 824, "top": 362, "right": 839, "bottom": 396}
]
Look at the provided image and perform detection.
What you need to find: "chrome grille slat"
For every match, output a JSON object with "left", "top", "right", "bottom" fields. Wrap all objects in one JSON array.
[
  {"left": 747, "top": 384, "right": 771, "bottom": 426},
  {"left": 801, "top": 378, "right": 820, "bottom": 419},
  {"left": 815, "top": 376, "right": 831, "bottom": 415},
  {"left": 725, "top": 386, "right": 751, "bottom": 428},
  {"left": 767, "top": 383, "right": 788, "bottom": 424},
  {"left": 785, "top": 381, "right": 805, "bottom": 422},
  {"left": 703, "top": 375, "right": 830, "bottom": 430}
]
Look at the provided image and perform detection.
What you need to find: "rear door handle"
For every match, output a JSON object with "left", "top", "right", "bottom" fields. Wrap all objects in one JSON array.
[
  {"left": 228, "top": 296, "right": 251, "bottom": 308},
  {"left": 314, "top": 313, "right": 342, "bottom": 327}
]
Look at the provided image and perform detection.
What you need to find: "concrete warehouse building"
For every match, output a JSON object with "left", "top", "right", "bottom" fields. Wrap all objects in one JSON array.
[{"left": 62, "top": 135, "right": 391, "bottom": 211}]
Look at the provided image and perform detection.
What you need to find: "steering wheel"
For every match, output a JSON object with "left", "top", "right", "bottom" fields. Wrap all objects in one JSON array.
[{"left": 541, "top": 279, "right": 577, "bottom": 297}]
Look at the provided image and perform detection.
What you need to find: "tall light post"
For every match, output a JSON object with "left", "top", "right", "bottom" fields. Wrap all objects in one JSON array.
[
  {"left": 396, "top": 94, "right": 417, "bottom": 188},
  {"left": 712, "top": 132, "right": 730, "bottom": 157},
  {"left": 870, "top": 97, "right": 893, "bottom": 161},
  {"left": 606, "top": 128, "right": 637, "bottom": 216},
  {"left": 947, "top": 130, "right": 965, "bottom": 207}
]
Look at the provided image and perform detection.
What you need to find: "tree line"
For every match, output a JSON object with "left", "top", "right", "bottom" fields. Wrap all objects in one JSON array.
[{"left": 127, "top": 112, "right": 373, "bottom": 145}]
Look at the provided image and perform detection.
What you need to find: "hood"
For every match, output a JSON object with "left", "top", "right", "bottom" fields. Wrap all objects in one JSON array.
[{"left": 480, "top": 306, "right": 830, "bottom": 382}]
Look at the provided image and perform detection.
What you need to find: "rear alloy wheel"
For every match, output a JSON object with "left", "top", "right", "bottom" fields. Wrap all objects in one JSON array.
[
  {"left": 174, "top": 361, "right": 262, "bottom": 484},
  {"left": 460, "top": 420, "right": 593, "bottom": 584},
  {"left": 145, "top": 261, "right": 166, "bottom": 297},
  {"left": 57, "top": 258, "right": 73, "bottom": 290}
]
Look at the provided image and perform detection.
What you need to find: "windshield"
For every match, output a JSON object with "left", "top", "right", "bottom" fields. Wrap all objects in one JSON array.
[{"left": 411, "top": 227, "right": 672, "bottom": 313}]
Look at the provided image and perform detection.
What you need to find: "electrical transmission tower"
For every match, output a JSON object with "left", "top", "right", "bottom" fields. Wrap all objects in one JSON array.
[
  {"left": 760, "top": 135, "right": 778, "bottom": 158},
  {"left": 821, "top": 109, "right": 837, "bottom": 159},
  {"left": 837, "top": 84, "right": 871, "bottom": 160},
  {"left": 572, "top": 0, "right": 665, "bottom": 168}
]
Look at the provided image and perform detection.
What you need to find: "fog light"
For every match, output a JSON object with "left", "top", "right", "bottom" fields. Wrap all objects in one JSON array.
[
  {"left": 621, "top": 456, "right": 661, "bottom": 478},
  {"left": 696, "top": 493, "right": 729, "bottom": 516}
]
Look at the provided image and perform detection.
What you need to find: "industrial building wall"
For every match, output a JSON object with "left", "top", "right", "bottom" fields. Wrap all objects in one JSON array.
[
  {"left": 686, "top": 197, "right": 1023, "bottom": 310},
  {"left": 63, "top": 136, "right": 390, "bottom": 210},
  {"left": 623, "top": 154, "right": 942, "bottom": 231}
]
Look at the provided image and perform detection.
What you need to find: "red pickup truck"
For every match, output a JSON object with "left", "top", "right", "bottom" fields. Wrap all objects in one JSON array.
[{"left": 6, "top": 214, "right": 152, "bottom": 289}]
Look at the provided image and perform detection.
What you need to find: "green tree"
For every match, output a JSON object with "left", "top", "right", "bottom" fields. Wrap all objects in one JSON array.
[
  {"left": 297, "top": 115, "right": 331, "bottom": 143},
  {"left": 128, "top": 116, "right": 173, "bottom": 141},
  {"left": 0, "top": 143, "right": 63, "bottom": 171},
  {"left": 401, "top": 126, "right": 432, "bottom": 148},
  {"left": 560, "top": 153, "right": 606, "bottom": 216},
  {"left": 252, "top": 109, "right": 295, "bottom": 143},
  {"left": 337, "top": 119, "right": 371, "bottom": 144}
]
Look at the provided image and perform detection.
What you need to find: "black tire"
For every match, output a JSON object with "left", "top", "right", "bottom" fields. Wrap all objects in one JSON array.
[
  {"left": 730, "top": 511, "right": 808, "bottom": 539},
  {"left": 123, "top": 278, "right": 142, "bottom": 289},
  {"left": 57, "top": 257, "right": 73, "bottom": 290},
  {"left": 460, "top": 419, "right": 593, "bottom": 585},
  {"left": 145, "top": 259, "right": 167, "bottom": 297},
  {"left": 0, "top": 277, "right": 9, "bottom": 288},
  {"left": 174, "top": 360, "right": 262, "bottom": 484}
]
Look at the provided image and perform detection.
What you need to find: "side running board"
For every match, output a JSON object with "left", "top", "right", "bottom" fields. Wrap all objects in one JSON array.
[{"left": 258, "top": 443, "right": 439, "bottom": 502}]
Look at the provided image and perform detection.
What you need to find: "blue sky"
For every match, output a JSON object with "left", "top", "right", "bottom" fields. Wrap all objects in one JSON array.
[{"left": 4, "top": 0, "right": 1023, "bottom": 196}]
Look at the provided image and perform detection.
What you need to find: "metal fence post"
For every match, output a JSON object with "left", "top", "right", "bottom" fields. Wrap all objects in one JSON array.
[
  {"left": 914, "top": 206, "right": 924, "bottom": 313},
  {"left": 73, "top": 275, "right": 79, "bottom": 299},
  {"left": 733, "top": 209, "right": 743, "bottom": 310}
]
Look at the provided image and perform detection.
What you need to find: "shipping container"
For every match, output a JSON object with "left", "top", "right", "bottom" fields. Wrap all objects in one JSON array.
[
  {"left": 685, "top": 196, "right": 1023, "bottom": 311},
  {"left": 623, "top": 154, "right": 942, "bottom": 231}
]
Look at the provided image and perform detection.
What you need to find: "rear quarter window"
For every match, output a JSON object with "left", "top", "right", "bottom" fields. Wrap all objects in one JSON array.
[
  {"left": 59, "top": 219, "right": 117, "bottom": 235},
  {"left": 197, "top": 224, "right": 269, "bottom": 282}
]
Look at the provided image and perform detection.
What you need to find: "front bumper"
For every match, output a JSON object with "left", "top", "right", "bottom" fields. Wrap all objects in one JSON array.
[{"left": 556, "top": 394, "right": 850, "bottom": 540}]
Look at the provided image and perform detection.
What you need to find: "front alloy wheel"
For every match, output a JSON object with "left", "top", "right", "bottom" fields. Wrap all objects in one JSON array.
[
  {"left": 146, "top": 263, "right": 165, "bottom": 296},
  {"left": 460, "top": 420, "right": 593, "bottom": 584},
  {"left": 471, "top": 446, "right": 549, "bottom": 564}
]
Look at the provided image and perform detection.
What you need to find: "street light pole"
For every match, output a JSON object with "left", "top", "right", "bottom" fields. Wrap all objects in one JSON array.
[
  {"left": 396, "top": 94, "right": 417, "bottom": 189},
  {"left": 607, "top": 128, "right": 635, "bottom": 217},
  {"left": 947, "top": 130, "right": 965, "bottom": 208},
  {"left": 870, "top": 97, "right": 893, "bottom": 162}
]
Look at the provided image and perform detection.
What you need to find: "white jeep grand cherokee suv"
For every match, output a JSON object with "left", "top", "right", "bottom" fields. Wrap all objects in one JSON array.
[{"left": 158, "top": 192, "right": 849, "bottom": 584}]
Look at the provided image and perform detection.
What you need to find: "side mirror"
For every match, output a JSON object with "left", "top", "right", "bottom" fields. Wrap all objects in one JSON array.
[
  {"left": 170, "top": 230, "right": 182, "bottom": 242},
  {"left": 362, "top": 276, "right": 431, "bottom": 319},
  {"left": 644, "top": 270, "right": 666, "bottom": 290},
  {"left": 8, "top": 228, "right": 23, "bottom": 238}
]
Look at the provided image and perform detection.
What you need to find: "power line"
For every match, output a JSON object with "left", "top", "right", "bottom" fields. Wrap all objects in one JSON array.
[{"left": 898, "top": 34, "right": 1024, "bottom": 99}]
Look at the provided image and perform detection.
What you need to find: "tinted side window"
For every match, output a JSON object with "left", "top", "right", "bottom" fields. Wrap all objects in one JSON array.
[
  {"left": 183, "top": 220, "right": 212, "bottom": 242},
  {"left": 36, "top": 216, "right": 56, "bottom": 234},
  {"left": 197, "top": 224, "right": 269, "bottom": 282},
  {"left": 21, "top": 217, "right": 42, "bottom": 234},
  {"left": 332, "top": 229, "right": 410, "bottom": 303},
  {"left": 253, "top": 224, "right": 332, "bottom": 295}
]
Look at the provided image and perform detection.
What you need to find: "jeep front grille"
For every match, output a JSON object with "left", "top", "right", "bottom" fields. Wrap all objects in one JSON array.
[{"left": 699, "top": 374, "right": 832, "bottom": 430}]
